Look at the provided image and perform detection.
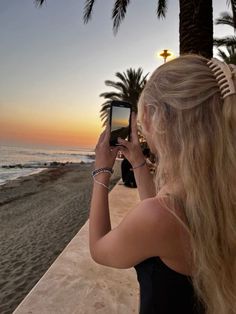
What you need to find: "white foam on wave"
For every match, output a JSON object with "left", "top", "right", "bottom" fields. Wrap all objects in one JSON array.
[{"left": 0, "top": 167, "right": 45, "bottom": 186}]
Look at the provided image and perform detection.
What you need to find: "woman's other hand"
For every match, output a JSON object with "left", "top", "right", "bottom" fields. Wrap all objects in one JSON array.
[
  {"left": 95, "top": 125, "right": 119, "bottom": 169},
  {"left": 117, "top": 113, "right": 145, "bottom": 167}
]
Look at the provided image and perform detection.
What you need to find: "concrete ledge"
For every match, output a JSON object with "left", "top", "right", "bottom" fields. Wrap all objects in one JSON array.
[{"left": 14, "top": 181, "right": 140, "bottom": 314}]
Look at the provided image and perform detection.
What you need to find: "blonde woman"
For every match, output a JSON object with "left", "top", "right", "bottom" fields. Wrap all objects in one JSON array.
[{"left": 89, "top": 54, "right": 236, "bottom": 314}]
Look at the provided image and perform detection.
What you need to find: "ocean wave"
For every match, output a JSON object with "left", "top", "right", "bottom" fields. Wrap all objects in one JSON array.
[
  {"left": 0, "top": 145, "right": 95, "bottom": 174},
  {"left": 16, "top": 151, "right": 95, "bottom": 158},
  {"left": 1, "top": 160, "right": 93, "bottom": 170}
]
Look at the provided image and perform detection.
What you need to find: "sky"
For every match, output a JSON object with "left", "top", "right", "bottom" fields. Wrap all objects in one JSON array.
[{"left": 0, "top": 0, "right": 231, "bottom": 149}]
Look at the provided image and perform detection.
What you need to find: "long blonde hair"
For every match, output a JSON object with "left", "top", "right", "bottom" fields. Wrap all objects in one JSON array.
[{"left": 138, "top": 54, "right": 236, "bottom": 314}]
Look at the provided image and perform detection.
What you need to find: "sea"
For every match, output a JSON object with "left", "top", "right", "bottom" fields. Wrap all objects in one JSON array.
[{"left": 0, "top": 144, "right": 95, "bottom": 185}]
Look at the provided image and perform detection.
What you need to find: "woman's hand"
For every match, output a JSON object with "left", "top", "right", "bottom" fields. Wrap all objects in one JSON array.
[
  {"left": 95, "top": 125, "right": 120, "bottom": 169},
  {"left": 117, "top": 113, "right": 145, "bottom": 166}
]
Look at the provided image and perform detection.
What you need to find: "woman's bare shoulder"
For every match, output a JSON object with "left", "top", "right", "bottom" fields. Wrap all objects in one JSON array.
[
  {"left": 135, "top": 196, "right": 186, "bottom": 238},
  {"left": 139, "top": 195, "right": 189, "bottom": 243},
  {"left": 111, "top": 196, "right": 182, "bottom": 251}
]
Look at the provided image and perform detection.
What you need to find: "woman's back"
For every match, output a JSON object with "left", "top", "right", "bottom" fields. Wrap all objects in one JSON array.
[
  {"left": 135, "top": 257, "right": 205, "bottom": 314},
  {"left": 130, "top": 191, "right": 204, "bottom": 313}
]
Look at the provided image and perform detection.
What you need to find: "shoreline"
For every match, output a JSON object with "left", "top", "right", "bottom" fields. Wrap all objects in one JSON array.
[
  {"left": 0, "top": 161, "right": 121, "bottom": 314},
  {"left": 0, "top": 160, "right": 95, "bottom": 187}
]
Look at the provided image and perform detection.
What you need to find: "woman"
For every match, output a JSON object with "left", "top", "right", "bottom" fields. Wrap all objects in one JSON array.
[{"left": 89, "top": 54, "right": 236, "bottom": 314}]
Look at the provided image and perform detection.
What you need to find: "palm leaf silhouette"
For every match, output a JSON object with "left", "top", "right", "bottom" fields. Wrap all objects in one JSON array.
[{"left": 100, "top": 68, "right": 148, "bottom": 125}]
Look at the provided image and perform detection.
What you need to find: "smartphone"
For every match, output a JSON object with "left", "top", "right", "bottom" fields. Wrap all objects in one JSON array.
[{"left": 109, "top": 100, "right": 132, "bottom": 146}]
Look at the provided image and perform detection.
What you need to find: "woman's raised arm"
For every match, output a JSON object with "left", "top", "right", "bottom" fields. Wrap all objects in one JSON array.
[{"left": 117, "top": 113, "right": 156, "bottom": 200}]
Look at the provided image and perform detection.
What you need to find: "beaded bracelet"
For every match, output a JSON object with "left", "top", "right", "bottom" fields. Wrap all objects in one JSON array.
[
  {"left": 132, "top": 160, "right": 146, "bottom": 170},
  {"left": 92, "top": 167, "right": 114, "bottom": 177}
]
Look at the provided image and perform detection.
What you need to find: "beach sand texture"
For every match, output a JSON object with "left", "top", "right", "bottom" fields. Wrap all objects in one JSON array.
[{"left": 0, "top": 162, "right": 121, "bottom": 314}]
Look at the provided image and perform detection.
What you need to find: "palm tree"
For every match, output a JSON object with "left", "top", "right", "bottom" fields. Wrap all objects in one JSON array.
[
  {"left": 214, "top": 12, "right": 236, "bottom": 48},
  {"left": 178, "top": 0, "right": 213, "bottom": 58},
  {"left": 99, "top": 68, "right": 148, "bottom": 124}
]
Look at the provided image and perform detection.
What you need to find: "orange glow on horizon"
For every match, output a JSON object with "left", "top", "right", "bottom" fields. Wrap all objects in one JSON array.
[{"left": 0, "top": 118, "right": 102, "bottom": 148}]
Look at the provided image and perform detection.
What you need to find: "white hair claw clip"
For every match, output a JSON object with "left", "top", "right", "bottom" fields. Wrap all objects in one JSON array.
[{"left": 207, "top": 58, "right": 236, "bottom": 99}]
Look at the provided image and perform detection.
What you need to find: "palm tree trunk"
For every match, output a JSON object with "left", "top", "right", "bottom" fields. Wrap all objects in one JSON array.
[{"left": 179, "top": 0, "right": 213, "bottom": 58}]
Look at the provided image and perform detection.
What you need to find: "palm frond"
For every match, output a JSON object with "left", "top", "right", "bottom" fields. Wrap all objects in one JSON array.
[
  {"left": 156, "top": 0, "right": 167, "bottom": 18},
  {"left": 112, "top": 0, "right": 130, "bottom": 34},
  {"left": 103, "top": 80, "right": 127, "bottom": 92},
  {"left": 217, "top": 45, "right": 236, "bottom": 64},
  {"left": 100, "top": 102, "right": 112, "bottom": 114},
  {"left": 100, "top": 103, "right": 112, "bottom": 112},
  {"left": 100, "top": 101, "right": 112, "bottom": 126},
  {"left": 115, "top": 71, "right": 129, "bottom": 85},
  {"left": 213, "top": 36, "right": 236, "bottom": 47},
  {"left": 35, "top": 0, "right": 45, "bottom": 6},
  {"left": 217, "top": 48, "right": 228, "bottom": 61},
  {"left": 100, "top": 111, "right": 110, "bottom": 126},
  {"left": 227, "top": 0, "right": 236, "bottom": 29},
  {"left": 140, "top": 73, "right": 149, "bottom": 85},
  {"left": 215, "top": 11, "right": 234, "bottom": 27},
  {"left": 83, "top": 0, "right": 96, "bottom": 24},
  {"left": 99, "top": 92, "right": 122, "bottom": 99}
]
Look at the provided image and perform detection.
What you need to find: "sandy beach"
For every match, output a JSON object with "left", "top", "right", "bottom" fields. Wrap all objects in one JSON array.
[{"left": 0, "top": 162, "right": 121, "bottom": 314}]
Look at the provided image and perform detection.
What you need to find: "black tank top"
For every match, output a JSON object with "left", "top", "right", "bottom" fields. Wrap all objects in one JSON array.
[{"left": 134, "top": 257, "right": 205, "bottom": 314}]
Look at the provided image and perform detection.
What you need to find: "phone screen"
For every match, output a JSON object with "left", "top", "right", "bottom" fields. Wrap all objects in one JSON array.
[{"left": 110, "top": 105, "right": 131, "bottom": 146}]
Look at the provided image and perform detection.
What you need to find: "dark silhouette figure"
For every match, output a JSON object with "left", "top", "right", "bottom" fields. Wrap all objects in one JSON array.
[{"left": 121, "top": 158, "right": 137, "bottom": 188}]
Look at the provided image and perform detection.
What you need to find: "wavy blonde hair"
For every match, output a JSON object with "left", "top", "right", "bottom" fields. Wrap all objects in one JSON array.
[{"left": 138, "top": 54, "right": 236, "bottom": 314}]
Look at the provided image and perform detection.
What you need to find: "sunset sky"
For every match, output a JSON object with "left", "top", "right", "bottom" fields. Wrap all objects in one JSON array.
[{"left": 0, "top": 0, "right": 230, "bottom": 149}]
